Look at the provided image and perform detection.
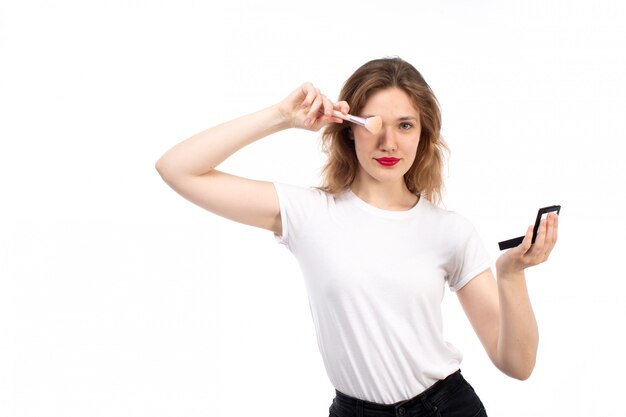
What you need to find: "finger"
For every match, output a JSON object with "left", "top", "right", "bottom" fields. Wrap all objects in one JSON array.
[
  {"left": 536, "top": 217, "right": 556, "bottom": 263},
  {"left": 533, "top": 218, "right": 548, "bottom": 253},
  {"left": 322, "top": 96, "right": 334, "bottom": 117},
  {"left": 307, "top": 93, "right": 324, "bottom": 119},
  {"left": 306, "top": 104, "right": 325, "bottom": 128},
  {"left": 519, "top": 225, "right": 533, "bottom": 254},
  {"left": 544, "top": 213, "right": 559, "bottom": 259},
  {"left": 553, "top": 213, "right": 559, "bottom": 243},
  {"left": 322, "top": 97, "right": 344, "bottom": 123},
  {"left": 299, "top": 83, "right": 317, "bottom": 109},
  {"left": 335, "top": 100, "right": 350, "bottom": 114},
  {"left": 545, "top": 213, "right": 556, "bottom": 247},
  {"left": 328, "top": 115, "right": 344, "bottom": 124}
]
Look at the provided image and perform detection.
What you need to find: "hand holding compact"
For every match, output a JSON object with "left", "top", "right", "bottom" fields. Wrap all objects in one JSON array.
[{"left": 496, "top": 211, "right": 559, "bottom": 275}]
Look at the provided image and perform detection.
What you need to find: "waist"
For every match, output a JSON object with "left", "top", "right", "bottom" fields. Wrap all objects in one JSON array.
[{"left": 332, "top": 370, "right": 464, "bottom": 415}]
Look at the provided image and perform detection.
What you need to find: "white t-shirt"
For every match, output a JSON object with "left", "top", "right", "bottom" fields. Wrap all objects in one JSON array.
[{"left": 272, "top": 182, "right": 492, "bottom": 404}]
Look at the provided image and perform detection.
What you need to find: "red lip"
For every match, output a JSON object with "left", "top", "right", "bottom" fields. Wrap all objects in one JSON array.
[{"left": 375, "top": 157, "right": 400, "bottom": 166}]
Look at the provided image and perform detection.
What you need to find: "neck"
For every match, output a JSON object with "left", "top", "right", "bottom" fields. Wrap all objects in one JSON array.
[{"left": 350, "top": 178, "right": 418, "bottom": 211}]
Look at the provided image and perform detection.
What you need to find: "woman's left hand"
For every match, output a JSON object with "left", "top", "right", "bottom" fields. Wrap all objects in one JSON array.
[{"left": 496, "top": 212, "right": 559, "bottom": 275}]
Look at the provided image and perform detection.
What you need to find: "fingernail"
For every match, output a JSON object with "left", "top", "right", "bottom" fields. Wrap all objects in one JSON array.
[{"left": 304, "top": 118, "right": 311, "bottom": 127}]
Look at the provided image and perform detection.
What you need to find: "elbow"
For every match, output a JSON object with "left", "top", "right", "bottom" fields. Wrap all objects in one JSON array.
[
  {"left": 155, "top": 158, "right": 174, "bottom": 177},
  {"left": 494, "top": 336, "right": 538, "bottom": 381},
  {"left": 510, "top": 367, "right": 534, "bottom": 381},
  {"left": 155, "top": 160, "right": 174, "bottom": 184},
  {"left": 494, "top": 351, "right": 536, "bottom": 381},
  {"left": 498, "top": 360, "right": 536, "bottom": 381},
  {"left": 155, "top": 162, "right": 166, "bottom": 181},
  {"left": 155, "top": 158, "right": 167, "bottom": 172}
]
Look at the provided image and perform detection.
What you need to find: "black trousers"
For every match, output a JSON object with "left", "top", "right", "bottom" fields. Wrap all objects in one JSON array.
[{"left": 329, "top": 370, "right": 487, "bottom": 417}]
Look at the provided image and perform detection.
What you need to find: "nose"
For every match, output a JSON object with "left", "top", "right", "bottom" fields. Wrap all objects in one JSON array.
[{"left": 377, "top": 126, "right": 397, "bottom": 152}]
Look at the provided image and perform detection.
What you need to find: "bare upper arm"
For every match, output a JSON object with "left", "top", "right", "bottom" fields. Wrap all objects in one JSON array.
[
  {"left": 156, "top": 167, "right": 282, "bottom": 236},
  {"left": 456, "top": 267, "right": 500, "bottom": 364}
]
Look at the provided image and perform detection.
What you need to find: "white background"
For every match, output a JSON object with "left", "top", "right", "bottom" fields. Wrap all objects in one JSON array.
[{"left": 1, "top": 1, "right": 625, "bottom": 416}]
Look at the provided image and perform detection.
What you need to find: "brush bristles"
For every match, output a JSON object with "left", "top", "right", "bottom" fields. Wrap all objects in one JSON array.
[{"left": 364, "top": 116, "right": 382, "bottom": 134}]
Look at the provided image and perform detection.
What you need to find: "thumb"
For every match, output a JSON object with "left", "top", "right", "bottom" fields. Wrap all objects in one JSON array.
[{"left": 519, "top": 225, "right": 533, "bottom": 253}]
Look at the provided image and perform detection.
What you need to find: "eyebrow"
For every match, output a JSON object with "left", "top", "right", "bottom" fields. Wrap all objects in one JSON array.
[{"left": 362, "top": 115, "right": 419, "bottom": 122}]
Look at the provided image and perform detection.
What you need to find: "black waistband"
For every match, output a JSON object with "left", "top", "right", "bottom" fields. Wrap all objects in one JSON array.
[{"left": 333, "top": 369, "right": 464, "bottom": 412}]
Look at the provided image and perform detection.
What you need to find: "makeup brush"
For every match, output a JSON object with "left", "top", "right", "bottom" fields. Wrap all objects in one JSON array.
[{"left": 332, "top": 110, "right": 382, "bottom": 134}]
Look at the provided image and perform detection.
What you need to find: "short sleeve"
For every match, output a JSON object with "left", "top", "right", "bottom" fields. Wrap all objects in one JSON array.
[
  {"left": 272, "top": 182, "right": 326, "bottom": 251},
  {"left": 447, "top": 215, "right": 493, "bottom": 292}
]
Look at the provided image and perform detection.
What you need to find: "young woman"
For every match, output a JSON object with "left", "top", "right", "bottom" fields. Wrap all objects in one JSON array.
[{"left": 156, "top": 57, "right": 558, "bottom": 417}]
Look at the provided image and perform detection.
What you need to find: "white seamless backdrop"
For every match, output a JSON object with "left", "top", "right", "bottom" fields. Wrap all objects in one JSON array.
[{"left": 1, "top": 1, "right": 625, "bottom": 416}]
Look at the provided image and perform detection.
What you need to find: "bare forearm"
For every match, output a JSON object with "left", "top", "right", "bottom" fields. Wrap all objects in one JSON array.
[
  {"left": 156, "top": 104, "right": 289, "bottom": 176},
  {"left": 495, "top": 269, "right": 539, "bottom": 380}
]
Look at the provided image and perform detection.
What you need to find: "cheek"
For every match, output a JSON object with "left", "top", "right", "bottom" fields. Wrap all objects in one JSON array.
[
  {"left": 352, "top": 142, "right": 366, "bottom": 164},
  {"left": 353, "top": 137, "right": 372, "bottom": 156},
  {"left": 404, "top": 141, "right": 420, "bottom": 165}
]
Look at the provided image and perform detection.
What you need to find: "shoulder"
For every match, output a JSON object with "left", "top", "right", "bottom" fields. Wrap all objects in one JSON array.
[
  {"left": 420, "top": 198, "right": 476, "bottom": 231},
  {"left": 274, "top": 182, "right": 336, "bottom": 204},
  {"left": 273, "top": 182, "right": 342, "bottom": 218}
]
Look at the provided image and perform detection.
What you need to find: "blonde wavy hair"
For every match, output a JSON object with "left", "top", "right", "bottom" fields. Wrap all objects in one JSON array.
[{"left": 315, "top": 57, "right": 449, "bottom": 205}]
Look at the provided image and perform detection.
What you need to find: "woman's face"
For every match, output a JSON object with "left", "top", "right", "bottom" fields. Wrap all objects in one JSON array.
[{"left": 351, "top": 87, "right": 421, "bottom": 189}]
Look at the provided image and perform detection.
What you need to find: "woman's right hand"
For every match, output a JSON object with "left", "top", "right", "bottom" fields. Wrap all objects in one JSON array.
[{"left": 276, "top": 82, "right": 350, "bottom": 131}]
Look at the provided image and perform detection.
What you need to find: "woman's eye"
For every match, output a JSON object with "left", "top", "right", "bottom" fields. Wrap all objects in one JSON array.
[{"left": 400, "top": 122, "right": 412, "bottom": 130}]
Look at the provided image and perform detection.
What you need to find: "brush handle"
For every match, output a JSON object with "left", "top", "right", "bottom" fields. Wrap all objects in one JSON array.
[{"left": 332, "top": 110, "right": 366, "bottom": 127}]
